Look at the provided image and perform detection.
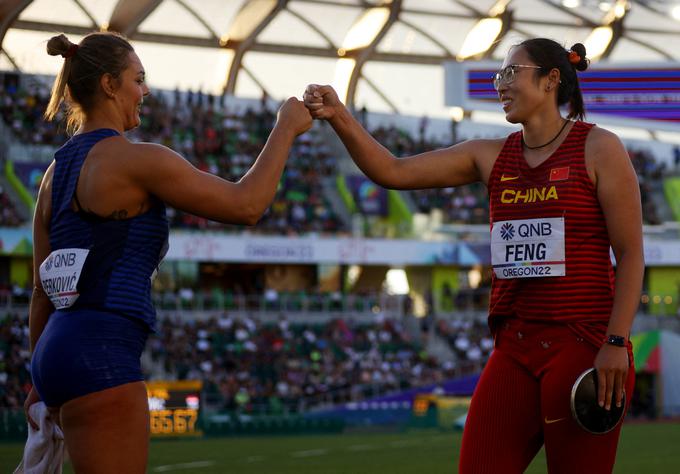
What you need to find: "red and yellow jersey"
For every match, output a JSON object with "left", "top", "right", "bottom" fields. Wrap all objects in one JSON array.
[{"left": 487, "top": 121, "right": 614, "bottom": 346}]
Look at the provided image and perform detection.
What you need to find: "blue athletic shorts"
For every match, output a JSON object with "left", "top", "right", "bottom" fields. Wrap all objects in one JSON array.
[{"left": 31, "top": 309, "right": 149, "bottom": 407}]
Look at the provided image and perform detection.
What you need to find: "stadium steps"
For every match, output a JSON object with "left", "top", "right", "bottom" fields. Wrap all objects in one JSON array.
[
  {"left": 425, "top": 327, "right": 457, "bottom": 363},
  {"left": 316, "top": 119, "right": 418, "bottom": 231},
  {"left": 321, "top": 176, "right": 353, "bottom": 231},
  {"left": 662, "top": 177, "right": 680, "bottom": 222},
  {"left": 649, "top": 178, "right": 673, "bottom": 223},
  {"left": 395, "top": 188, "right": 417, "bottom": 214},
  {"left": 400, "top": 315, "right": 461, "bottom": 364}
]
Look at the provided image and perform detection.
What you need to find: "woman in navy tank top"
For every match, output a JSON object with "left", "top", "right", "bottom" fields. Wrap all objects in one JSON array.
[
  {"left": 26, "top": 31, "right": 311, "bottom": 473},
  {"left": 304, "top": 39, "right": 643, "bottom": 473}
]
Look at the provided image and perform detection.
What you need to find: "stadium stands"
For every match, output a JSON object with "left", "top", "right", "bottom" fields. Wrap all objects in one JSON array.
[
  {"left": 629, "top": 148, "right": 667, "bottom": 225},
  {"left": 0, "top": 79, "right": 65, "bottom": 146},
  {"left": 0, "top": 81, "right": 346, "bottom": 234},
  {"left": 0, "top": 311, "right": 489, "bottom": 412},
  {"left": 370, "top": 124, "right": 490, "bottom": 225},
  {"left": 0, "top": 313, "right": 31, "bottom": 409},
  {"left": 0, "top": 77, "right": 673, "bottom": 230},
  {"left": 0, "top": 187, "right": 23, "bottom": 226}
]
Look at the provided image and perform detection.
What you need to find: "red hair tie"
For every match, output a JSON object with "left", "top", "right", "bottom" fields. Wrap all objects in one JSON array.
[
  {"left": 568, "top": 50, "right": 581, "bottom": 65},
  {"left": 63, "top": 44, "right": 79, "bottom": 59}
]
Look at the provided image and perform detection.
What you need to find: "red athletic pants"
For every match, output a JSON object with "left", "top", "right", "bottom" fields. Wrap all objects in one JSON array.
[{"left": 459, "top": 319, "right": 634, "bottom": 474}]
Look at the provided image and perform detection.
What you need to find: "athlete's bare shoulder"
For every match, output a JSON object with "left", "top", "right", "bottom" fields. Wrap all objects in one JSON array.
[
  {"left": 584, "top": 125, "right": 623, "bottom": 152},
  {"left": 584, "top": 125, "right": 628, "bottom": 185},
  {"left": 454, "top": 137, "right": 509, "bottom": 185},
  {"left": 474, "top": 137, "right": 508, "bottom": 156},
  {"left": 89, "top": 138, "right": 178, "bottom": 169}
]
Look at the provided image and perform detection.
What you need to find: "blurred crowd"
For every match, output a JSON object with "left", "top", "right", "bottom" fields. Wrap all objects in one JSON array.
[
  {"left": 0, "top": 311, "right": 490, "bottom": 412},
  {"left": 0, "top": 79, "right": 63, "bottom": 145},
  {"left": 0, "top": 186, "right": 23, "bottom": 226},
  {"left": 0, "top": 77, "right": 672, "bottom": 230},
  {"left": 629, "top": 148, "right": 667, "bottom": 225},
  {"left": 0, "top": 79, "right": 344, "bottom": 235},
  {"left": 370, "top": 124, "right": 490, "bottom": 225},
  {"left": 436, "top": 318, "right": 494, "bottom": 363},
  {"left": 147, "top": 312, "right": 491, "bottom": 413},
  {"left": 0, "top": 313, "right": 31, "bottom": 409},
  {"left": 130, "top": 92, "right": 343, "bottom": 234}
]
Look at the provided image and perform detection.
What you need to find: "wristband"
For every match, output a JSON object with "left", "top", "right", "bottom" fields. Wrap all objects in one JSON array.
[{"left": 605, "top": 334, "right": 626, "bottom": 347}]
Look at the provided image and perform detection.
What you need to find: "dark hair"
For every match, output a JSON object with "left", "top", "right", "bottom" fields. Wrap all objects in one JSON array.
[
  {"left": 45, "top": 32, "right": 134, "bottom": 133},
  {"left": 517, "top": 38, "right": 589, "bottom": 121}
]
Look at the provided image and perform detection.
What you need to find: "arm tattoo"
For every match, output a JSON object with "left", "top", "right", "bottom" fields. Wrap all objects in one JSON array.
[{"left": 107, "top": 209, "right": 129, "bottom": 220}]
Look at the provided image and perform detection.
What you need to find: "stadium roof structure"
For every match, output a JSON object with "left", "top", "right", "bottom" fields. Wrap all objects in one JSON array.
[{"left": 1, "top": 0, "right": 679, "bottom": 119}]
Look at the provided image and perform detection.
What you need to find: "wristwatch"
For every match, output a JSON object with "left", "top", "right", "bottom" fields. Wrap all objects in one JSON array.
[{"left": 605, "top": 334, "right": 626, "bottom": 347}]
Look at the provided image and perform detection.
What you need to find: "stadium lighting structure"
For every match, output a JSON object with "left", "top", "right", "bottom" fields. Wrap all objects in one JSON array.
[
  {"left": 613, "top": 1, "right": 627, "bottom": 18},
  {"left": 449, "top": 106, "right": 465, "bottom": 123},
  {"left": 347, "top": 265, "right": 362, "bottom": 288},
  {"left": 220, "top": 0, "right": 278, "bottom": 45},
  {"left": 332, "top": 58, "right": 356, "bottom": 105},
  {"left": 340, "top": 7, "right": 391, "bottom": 52},
  {"left": 215, "top": 50, "right": 235, "bottom": 93},
  {"left": 584, "top": 25, "right": 614, "bottom": 59},
  {"left": 468, "top": 267, "right": 483, "bottom": 289},
  {"left": 385, "top": 268, "right": 410, "bottom": 295},
  {"left": 333, "top": 5, "right": 393, "bottom": 107},
  {"left": 583, "top": 0, "right": 628, "bottom": 60},
  {"left": 562, "top": 0, "right": 580, "bottom": 8},
  {"left": 457, "top": 17, "right": 504, "bottom": 60},
  {"left": 671, "top": 5, "right": 680, "bottom": 21}
]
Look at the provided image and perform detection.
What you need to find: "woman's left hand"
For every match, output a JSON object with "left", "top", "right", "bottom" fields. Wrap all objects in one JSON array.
[{"left": 593, "top": 343, "right": 629, "bottom": 411}]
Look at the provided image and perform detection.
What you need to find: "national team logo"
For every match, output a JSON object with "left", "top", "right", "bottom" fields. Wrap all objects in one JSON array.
[
  {"left": 500, "top": 222, "right": 514, "bottom": 241},
  {"left": 549, "top": 166, "right": 570, "bottom": 182}
]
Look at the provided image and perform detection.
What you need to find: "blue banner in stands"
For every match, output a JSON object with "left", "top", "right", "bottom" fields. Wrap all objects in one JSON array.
[
  {"left": 445, "top": 61, "right": 680, "bottom": 132},
  {"left": 345, "top": 175, "right": 389, "bottom": 216},
  {"left": 12, "top": 162, "right": 48, "bottom": 194}
]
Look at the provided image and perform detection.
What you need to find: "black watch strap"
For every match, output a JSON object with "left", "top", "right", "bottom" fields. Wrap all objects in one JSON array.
[{"left": 606, "top": 334, "right": 626, "bottom": 347}]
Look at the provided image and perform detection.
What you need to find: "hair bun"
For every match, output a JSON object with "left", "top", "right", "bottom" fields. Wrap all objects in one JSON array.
[
  {"left": 46, "top": 34, "right": 74, "bottom": 57},
  {"left": 568, "top": 43, "right": 589, "bottom": 72}
]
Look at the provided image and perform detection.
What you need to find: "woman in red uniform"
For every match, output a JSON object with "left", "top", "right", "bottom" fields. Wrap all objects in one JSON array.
[{"left": 304, "top": 38, "right": 643, "bottom": 473}]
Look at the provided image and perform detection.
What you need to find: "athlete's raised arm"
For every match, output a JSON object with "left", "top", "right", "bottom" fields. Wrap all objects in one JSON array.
[
  {"left": 72, "top": 97, "right": 311, "bottom": 227},
  {"left": 303, "top": 84, "right": 503, "bottom": 189}
]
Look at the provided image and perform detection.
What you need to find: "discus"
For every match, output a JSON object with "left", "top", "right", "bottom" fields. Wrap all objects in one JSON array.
[{"left": 570, "top": 368, "right": 625, "bottom": 435}]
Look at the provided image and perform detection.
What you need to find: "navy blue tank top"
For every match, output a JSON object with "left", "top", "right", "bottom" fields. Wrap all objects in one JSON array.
[{"left": 49, "top": 128, "right": 169, "bottom": 330}]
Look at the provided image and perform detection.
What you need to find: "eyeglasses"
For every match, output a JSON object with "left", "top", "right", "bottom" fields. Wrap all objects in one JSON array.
[{"left": 492, "top": 64, "right": 543, "bottom": 90}]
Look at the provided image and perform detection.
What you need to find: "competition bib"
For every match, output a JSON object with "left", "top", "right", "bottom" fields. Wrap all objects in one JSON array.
[
  {"left": 491, "top": 217, "right": 565, "bottom": 279},
  {"left": 39, "top": 248, "right": 89, "bottom": 309}
]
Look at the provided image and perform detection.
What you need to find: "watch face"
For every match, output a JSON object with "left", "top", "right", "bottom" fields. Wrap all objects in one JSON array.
[{"left": 570, "top": 368, "right": 625, "bottom": 434}]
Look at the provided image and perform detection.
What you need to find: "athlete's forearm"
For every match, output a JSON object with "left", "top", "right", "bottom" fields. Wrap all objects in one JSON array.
[
  {"left": 606, "top": 249, "right": 645, "bottom": 339},
  {"left": 328, "top": 107, "right": 399, "bottom": 188},
  {"left": 237, "top": 124, "right": 297, "bottom": 221}
]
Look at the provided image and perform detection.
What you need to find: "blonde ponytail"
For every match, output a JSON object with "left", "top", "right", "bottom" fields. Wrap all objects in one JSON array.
[{"left": 44, "top": 34, "right": 77, "bottom": 124}]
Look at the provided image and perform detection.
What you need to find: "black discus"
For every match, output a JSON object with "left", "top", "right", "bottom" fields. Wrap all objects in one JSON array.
[{"left": 570, "top": 368, "right": 625, "bottom": 435}]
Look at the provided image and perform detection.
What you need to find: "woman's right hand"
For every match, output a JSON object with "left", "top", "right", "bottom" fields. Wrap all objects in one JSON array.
[
  {"left": 24, "top": 386, "right": 41, "bottom": 430},
  {"left": 303, "top": 84, "right": 343, "bottom": 121},
  {"left": 277, "top": 97, "right": 313, "bottom": 136}
]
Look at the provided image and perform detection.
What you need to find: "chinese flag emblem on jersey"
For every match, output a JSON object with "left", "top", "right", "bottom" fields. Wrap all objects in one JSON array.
[{"left": 549, "top": 166, "right": 570, "bottom": 182}]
